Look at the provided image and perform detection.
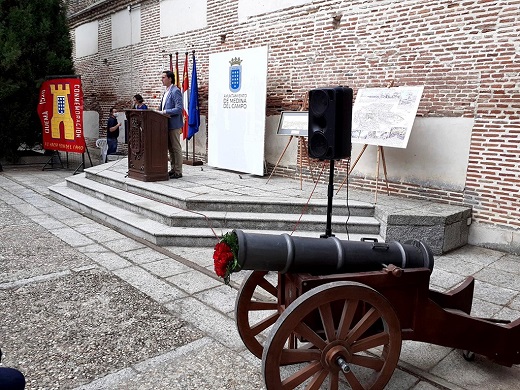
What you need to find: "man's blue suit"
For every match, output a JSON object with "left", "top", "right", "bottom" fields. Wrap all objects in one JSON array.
[
  {"left": 160, "top": 86, "right": 183, "bottom": 129},
  {"left": 160, "top": 85, "right": 184, "bottom": 176}
]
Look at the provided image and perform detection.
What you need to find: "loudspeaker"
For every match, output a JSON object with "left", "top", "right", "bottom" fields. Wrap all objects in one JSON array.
[{"left": 308, "top": 87, "right": 353, "bottom": 160}]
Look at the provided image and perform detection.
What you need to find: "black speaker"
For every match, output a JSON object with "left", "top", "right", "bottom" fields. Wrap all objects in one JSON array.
[{"left": 308, "top": 87, "right": 353, "bottom": 160}]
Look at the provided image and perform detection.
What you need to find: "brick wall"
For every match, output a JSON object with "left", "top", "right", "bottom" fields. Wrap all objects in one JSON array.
[{"left": 69, "top": 0, "right": 520, "bottom": 232}]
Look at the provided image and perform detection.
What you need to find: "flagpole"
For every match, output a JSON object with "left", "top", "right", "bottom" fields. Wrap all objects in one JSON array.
[
  {"left": 185, "top": 50, "right": 202, "bottom": 166},
  {"left": 190, "top": 50, "right": 196, "bottom": 164},
  {"left": 182, "top": 51, "right": 189, "bottom": 150},
  {"left": 184, "top": 52, "right": 189, "bottom": 160},
  {"left": 175, "top": 52, "right": 180, "bottom": 88}
]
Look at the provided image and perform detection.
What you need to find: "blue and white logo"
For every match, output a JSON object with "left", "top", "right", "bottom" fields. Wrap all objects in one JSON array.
[
  {"left": 57, "top": 96, "right": 66, "bottom": 114},
  {"left": 229, "top": 57, "right": 242, "bottom": 92}
]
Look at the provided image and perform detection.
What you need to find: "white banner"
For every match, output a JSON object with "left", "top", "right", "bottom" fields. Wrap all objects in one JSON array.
[{"left": 208, "top": 46, "right": 268, "bottom": 175}]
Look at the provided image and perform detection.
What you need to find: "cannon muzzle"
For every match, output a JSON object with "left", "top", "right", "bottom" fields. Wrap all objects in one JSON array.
[{"left": 234, "top": 230, "right": 434, "bottom": 274}]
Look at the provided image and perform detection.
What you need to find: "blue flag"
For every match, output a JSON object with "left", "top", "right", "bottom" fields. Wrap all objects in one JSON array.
[{"left": 188, "top": 53, "right": 200, "bottom": 140}]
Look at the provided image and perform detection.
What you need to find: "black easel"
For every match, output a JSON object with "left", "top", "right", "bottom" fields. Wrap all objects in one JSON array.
[
  {"left": 73, "top": 148, "right": 94, "bottom": 175},
  {"left": 42, "top": 148, "right": 93, "bottom": 173},
  {"left": 322, "top": 159, "right": 335, "bottom": 238},
  {"left": 42, "top": 151, "right": 64, "bottom": 171}
]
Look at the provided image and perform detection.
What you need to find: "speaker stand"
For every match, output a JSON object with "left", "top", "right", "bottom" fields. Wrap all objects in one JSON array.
[{"left": 321, "top": 159, "right": 335, "bottom": 238}]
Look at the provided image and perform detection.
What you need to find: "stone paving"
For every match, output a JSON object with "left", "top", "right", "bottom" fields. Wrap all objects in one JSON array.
[{"left": 0, "top": 164, "right": 519, "bottom": 390}]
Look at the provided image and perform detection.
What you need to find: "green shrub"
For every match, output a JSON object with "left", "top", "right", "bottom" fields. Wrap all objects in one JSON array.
[{"left": 0, "top": 0, "right": 74, "bottom": 161}]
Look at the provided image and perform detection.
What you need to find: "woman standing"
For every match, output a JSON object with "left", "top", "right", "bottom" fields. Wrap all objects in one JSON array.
[{"left": 132, "top": 94, "right": 148, "bottom": 109}]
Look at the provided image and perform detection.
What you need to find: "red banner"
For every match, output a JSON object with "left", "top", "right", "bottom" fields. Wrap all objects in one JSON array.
[{"left": 37, "top": 77, "right": 85, "bottom": 153}]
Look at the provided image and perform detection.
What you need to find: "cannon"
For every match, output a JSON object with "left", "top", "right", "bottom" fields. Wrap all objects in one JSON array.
[
  {"left": 231, "top": 230, "right": 520, "bottom": 390},
  {"left": 234, "top": 229, "right": 434, "bottom": 274}
]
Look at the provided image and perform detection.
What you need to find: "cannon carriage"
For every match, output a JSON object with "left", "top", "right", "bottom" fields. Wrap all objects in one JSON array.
[{"left": 231, "top": 229, "right": 520, "bottom": 390}]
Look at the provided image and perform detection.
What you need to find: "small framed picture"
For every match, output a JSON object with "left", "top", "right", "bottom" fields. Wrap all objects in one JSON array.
[{"left": 277, "top": 111, "right": 308, "bottom": 137}]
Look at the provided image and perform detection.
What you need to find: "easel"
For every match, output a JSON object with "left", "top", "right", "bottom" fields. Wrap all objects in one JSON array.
[
  {"left": 42, "top": 150, "right": 64, "bottom": 171},
  {"left": 72, "top": 149, "right": 94, "bottom": 175},
  {"left": 266, "top": 135, "right": 316, "bottom": 189},
  {"left": 42, "top": 149, "right": 94, "bottom": 173},
  {"left": 337, "top": 80, "right": 396, "bottom": 204},
  {"left": 336, "top": 144, "right": 390, "bottom": 203},
  {"left": 266, "top": 93, "right": 316, "bottom": 189}
]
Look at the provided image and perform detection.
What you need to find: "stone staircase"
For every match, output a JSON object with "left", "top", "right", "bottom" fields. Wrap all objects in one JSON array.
[{"left": 48, "top": 162, "right": 382, "bottom": 247}]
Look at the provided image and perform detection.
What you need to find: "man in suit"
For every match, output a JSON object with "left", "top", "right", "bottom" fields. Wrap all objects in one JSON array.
[{"left": 159, "top": 70, "right": 184, "bottom": 179}]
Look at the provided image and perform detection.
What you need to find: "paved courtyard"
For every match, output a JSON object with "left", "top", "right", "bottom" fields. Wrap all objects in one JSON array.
[{"left": 0, "top": 164, "right": 518, "bottom": 389}]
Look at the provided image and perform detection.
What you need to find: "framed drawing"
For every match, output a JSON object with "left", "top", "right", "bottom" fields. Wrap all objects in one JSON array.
[
  {"left": 351, "top": 86, "right": 424, "bottom": 148},
  {"left": 277, "top": 111, "right": 308, "bottom": 137}
]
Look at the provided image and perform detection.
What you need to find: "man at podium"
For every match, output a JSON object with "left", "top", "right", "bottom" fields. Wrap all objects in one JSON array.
[{"left": 159, "top": 70, "right": 184, "bottom": 179}]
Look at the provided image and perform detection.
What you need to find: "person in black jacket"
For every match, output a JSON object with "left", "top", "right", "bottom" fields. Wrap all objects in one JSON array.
[
  {"left": 106, "top": 107, "right": 121, "bottom": 155},
  {"left": 0, "top": 348, "right": 25, "bottom": 389}
]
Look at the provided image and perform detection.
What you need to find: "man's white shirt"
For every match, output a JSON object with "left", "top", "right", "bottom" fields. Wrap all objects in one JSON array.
[{"left": 160, "top": 85, "right": 172, "bottom": 111}]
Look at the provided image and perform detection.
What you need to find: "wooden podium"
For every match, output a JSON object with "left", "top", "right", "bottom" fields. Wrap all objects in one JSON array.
[{"left": 126, "top": 109, "right": 169, "bottom": 182}]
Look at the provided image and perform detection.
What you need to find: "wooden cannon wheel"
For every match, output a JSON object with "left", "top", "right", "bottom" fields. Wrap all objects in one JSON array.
[
  {"left": 262, "top": 281, "right": 402, "bottom": 390},
  {"left": 235, "top": 270, "right": 281, "bottom": 359}
]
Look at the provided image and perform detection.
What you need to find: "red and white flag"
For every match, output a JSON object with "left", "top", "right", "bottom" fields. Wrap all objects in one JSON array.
[{"left": 182, "top": 52, "right": 189, "bottom": 139}]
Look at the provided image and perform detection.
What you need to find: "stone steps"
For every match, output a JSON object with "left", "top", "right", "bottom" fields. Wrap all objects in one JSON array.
[
  {"left": 49, "top": 168, "right": 382, "bottom": 247},
  {"left": 83, "top": 169, "right": 375, "bottom": 217}
]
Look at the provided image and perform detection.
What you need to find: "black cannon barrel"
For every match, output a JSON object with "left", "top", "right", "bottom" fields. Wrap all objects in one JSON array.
[{"left": 234, "top": 229, "right": 434, "bottom": 274}]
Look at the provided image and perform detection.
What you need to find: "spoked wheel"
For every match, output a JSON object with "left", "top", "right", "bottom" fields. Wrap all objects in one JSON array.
[
  {"left": 235, "top": 270, "right": 281, "bottom": 359},
  {"left": 262, "top": 281, "right": 402, "bottom": 390}
]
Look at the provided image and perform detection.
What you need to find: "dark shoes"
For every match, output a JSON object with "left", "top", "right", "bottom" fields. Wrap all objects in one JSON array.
[{"left": 169, "top": 171, "right": 182, "bottom": 179}]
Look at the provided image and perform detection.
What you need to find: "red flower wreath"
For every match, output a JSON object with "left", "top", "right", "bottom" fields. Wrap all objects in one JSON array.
[{"left": 213, "top": 231, "right": 240, "bottom": 285}]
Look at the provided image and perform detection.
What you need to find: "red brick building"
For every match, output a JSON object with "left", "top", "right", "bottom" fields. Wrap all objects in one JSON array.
[{"left": 68, "top": 0, "right": 520, "bottom": 254}]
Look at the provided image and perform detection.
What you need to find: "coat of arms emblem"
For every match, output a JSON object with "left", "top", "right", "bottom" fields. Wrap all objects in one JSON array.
[
  {"left": 57, "top": 96, "right": 66, "bottom": 114},
  {"left": 229, "top": 57, "right": 242, "bottom": 92}
]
